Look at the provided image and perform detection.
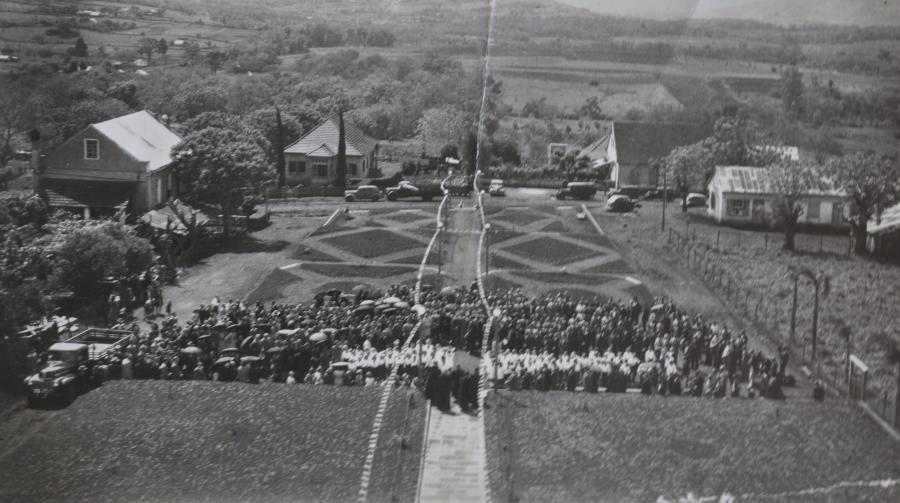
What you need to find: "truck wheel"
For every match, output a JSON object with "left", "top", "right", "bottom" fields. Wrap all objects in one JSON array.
[{"left": 345, "top": 195, "right": 355, "bottom": 202}]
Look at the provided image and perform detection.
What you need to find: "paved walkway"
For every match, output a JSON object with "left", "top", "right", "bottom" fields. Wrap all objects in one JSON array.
[
  {"left": 419, "top": 203, "right": 489, "bottom": 503},
  {"left": 418, "top": 408, "right": 488, "bottom": 503}
]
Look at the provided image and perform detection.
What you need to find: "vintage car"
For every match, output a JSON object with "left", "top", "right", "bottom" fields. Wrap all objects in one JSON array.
[
  {"left": 344, "top": 185, "right": 382, "bottom": 202},
  {"left": 556, "top": 182, "right": 597, "bottom": 201}
]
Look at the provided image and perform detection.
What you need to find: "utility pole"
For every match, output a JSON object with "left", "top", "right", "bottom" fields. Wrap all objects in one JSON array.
[
  {"left": 790, "top": 275, "right": 798, "bottom": 345},
  {"left": 661, "top": 164, "right": 668, "bottom": 232}
]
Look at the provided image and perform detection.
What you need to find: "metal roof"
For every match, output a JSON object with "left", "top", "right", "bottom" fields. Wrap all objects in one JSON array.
[
  {"left": 284, "top": 116, "right": 377, "bottom": 157},
  {"left": 40, "top": 178, "right": 134, "bottom": 209},
  {"left": 712, "top": 165, "right": 845, "bottom": 197},
  {"left": 869, "top": 203, "right": 900, "bottom": 235},
  {"left": 49, "top": 342, "right": 87, "bottom": 352},
  {"left": 93, "top": 111, "right": 182, "bottom": 172}
]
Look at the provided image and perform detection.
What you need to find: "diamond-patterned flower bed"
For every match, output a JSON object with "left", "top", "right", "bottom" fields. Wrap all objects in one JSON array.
[
  {"left": 512, "top": 271, "right": 619, "bottom": 286},
  {"left": 382, "top": 211, "right": 430, "bottom": 224},
  {"left": 321, "top": 229, "right": 425, "bottom": 258},
  {"left": 493, "top": 209, "right": 547, "bottom": 226},
  {"left": 582, "top": 259, "right": 633, "bottom": 274},
  {"left": 505, "top": 236, "right": 597, "bottom": 266},
  {"left": 488, "top": 253, "right": 529, "bottom": 270},
  {"left": 291, "top": 245, "right": 341, "bottom": 262},
  {"left": 301, "top": 263, "right": 416, "bottom": 278}
]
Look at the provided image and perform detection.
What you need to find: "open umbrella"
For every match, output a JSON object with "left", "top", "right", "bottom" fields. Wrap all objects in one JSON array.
[
  {"left": 650, "top": 303, "right": 666, "bottom": 313},
  {"left": 241, "top": 356, "right": 261, "bottom": 363},
  {"left": 299, "top": 319, "right": 316, "bottom": 327},
  {"left": 360, "top": 300, "right": 376, "bottom": 306},
  {"left": 323, "top": 328, "right": 337, "bottom": 336},
  {"left": 382, "top": 296, "right": 401, "bottom": 304},
  {"left": 181, "top": 346, "right": 202, "bottom": 355},
  {"left": 198, "top": 334, "right": 215, "bottom": 341},
  {"left": 309, "top": 332, "right": 327, "bottom": 343},
  {"left": 267, "top": 346, "right": 285, "bottom": 354},
  {"left": 383, "top": 307, "right": 397, "bottom": 316},
  {"left": 394, "top": 301, "right": 410, "bottom": 309},
  {"left": 221, "top": 347, "right": 240, "bottom": 356},
  {"left": 214, "top": 356, "right": 234, "bottom": 366},
  {"left": 440, "top": 286, "right": 456, "bottom": 296},
  {"left": 277, "top": 328, "right": 300, "bottom": 337}
]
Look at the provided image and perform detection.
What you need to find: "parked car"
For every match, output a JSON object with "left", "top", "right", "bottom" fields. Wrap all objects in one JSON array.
[
  {"left": 344, "top": 185, "right": 382, "bottom": 202},
  {"left": 607, "top": 185, "right": 653, "bottom": 200},
  {"left": 641, "top": 187, "right": 677, "bottom": 201},
  {"left": 385, "top": 181, "right": 441, "bottom": 201},
  {"left": 606, "top": 194, "right": 641, "bottom": 213},
  {"left": 488, "top": 179, "right": 506, "bottom": 197},
  {"left": 556, "top": 182, "right": 597, "bottom": 201},
  {"left": 686, "top": 193, "right": 708, "bottom": 208}
]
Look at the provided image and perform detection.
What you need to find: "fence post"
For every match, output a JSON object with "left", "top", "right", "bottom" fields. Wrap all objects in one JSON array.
[{"left": 716, "top": 230, "right": 720, "bottom": 249}]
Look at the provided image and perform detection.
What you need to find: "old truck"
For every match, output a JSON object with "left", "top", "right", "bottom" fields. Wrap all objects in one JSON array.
[{"left": 24, "top": 328, "right": 131, "bottom": 407}]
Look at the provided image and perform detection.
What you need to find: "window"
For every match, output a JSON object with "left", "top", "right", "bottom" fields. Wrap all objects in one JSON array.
[
  {"left": 288, "top": 160, "right": 306, "bottom": 175},
  {"left": 726, "top": 199, "right": 749, "bottom": 217},
  {"left": 348, "top": 163, "right": 358, "bottom": 176},
  {"left": 807, "top": 200, "right": 820, "bottom": 220},
  {"left": 84, "top": 139, "right": 99, "bottom": 160},
  {"left": 710, "top": 193, "right": 716, "bottom": 210},
  {"left": 314, "top": 163, "right": 328, "bottom": 178}
]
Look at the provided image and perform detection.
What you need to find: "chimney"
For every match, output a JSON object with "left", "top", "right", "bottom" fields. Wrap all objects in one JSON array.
[{"left": 29, "top": 128, "right": 42, "bottom": 192}]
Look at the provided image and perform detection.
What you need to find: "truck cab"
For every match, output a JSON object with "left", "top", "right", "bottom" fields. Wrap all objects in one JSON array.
[
  {"left": 25, "top": 342, "right": 92, "bottom": 407},
  {"left": 556, "top": 182, "right": 597, "bottom": 201}
]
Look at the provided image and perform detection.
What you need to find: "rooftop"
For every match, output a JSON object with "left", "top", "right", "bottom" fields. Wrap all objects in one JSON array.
[
  {"left": 284, "top": 116, "right": 377, "bottom": 157},
  {"left": 40, "top": 178, "right": 135, "bottom": 209},
  {"left": 712, "top": 165, "right": 845, "bottom": 197},
  {"left": 92, "top": 111, "right": 181, "bottom": 172}
]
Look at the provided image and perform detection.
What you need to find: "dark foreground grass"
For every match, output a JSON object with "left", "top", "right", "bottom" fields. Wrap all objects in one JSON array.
[
  {"left": 485, "top": 391, "right": 900, "bottom": 503},
  {"left": 0, "top": 381, "right": 390, "bottom": 503}
]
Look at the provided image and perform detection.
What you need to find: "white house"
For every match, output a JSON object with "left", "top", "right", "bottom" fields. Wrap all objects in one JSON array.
[
  {"left": 706, "top": 165, "right": 848, "bottom": 227},
  {"left": 283, "top": 116, "right": 378, "bottom": 186}
]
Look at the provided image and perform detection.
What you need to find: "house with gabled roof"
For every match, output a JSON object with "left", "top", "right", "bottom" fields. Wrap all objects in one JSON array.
[
  {"left": 706, "top": 165, "right": 848, "bottom": 228},
  {"left": 608, "top": 121, "right": 710, "bottom": 188},
  {"left": 283, "top": 116, "right": 378, "bottom": 186},
  {"left": 35, "top": 110, "right": 182, "bottom": 217}
]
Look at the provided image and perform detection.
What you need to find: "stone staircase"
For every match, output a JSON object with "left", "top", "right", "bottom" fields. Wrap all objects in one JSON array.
[{"left": 418, "top": 406, "right": 488, "bottom": 503}]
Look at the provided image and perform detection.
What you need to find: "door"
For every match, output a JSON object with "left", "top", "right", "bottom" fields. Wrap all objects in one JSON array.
[
  {"left": 832, "top": 202, "right": 844, "bottom": 226},
  {"left": 751, "top": 199, "right": 766, "bottom": 224}
]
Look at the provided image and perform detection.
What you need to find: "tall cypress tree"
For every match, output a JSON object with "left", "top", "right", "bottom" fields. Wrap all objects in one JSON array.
[
  {"left": 274, "top": 107, "right": 286, "bottom": 187},
  {"left": 335, "top": 110, "right": 347, "bottom": 187}
]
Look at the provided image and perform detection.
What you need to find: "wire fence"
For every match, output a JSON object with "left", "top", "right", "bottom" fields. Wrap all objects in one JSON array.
[
  {"left": 669, "top": 228, "right": 899, "bottom": 429},
  {"left": 676, "top": 219, "right": 854, "bottom": 256}
]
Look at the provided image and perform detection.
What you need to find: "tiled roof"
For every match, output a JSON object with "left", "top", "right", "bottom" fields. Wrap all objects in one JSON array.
[
  {"left": 93, "top": 110, "right": 181, "bottom": 172},
  {"left": 40, "top": 178, "right": 135, "bottom": 209},
  {"left": 284, "top": 116, "right": 377, "bottom": 157},
  {"left": 613, "top": 121, "right": 710, "bottom": 165},
  {"left": 712, "top": 166, "right": 845, "bottom": 197}
]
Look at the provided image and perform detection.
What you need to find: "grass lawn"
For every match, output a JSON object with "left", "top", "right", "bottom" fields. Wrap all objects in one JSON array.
[
  {"left": 506, "top": 236, "right": 598, "bottom": 266},
  {"left": 485, "top": 391, "right": 900, "bottom": 503},
  {"left": 0, "top": 381, "right": 392, "bottom": 503},
  {"left": 322, "top": 229, "right": 425, "bottom": 259},
  {"left": 493, "top": 209, "right": 549, "bottom": 226}
]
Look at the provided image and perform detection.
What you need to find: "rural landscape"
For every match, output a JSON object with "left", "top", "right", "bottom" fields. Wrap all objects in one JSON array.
[{"left": 1, "top": 0, "right": 900, "bottom": 502}]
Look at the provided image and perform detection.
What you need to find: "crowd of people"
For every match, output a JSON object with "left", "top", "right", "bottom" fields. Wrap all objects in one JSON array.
[
  {"left": 483, "top": 292, "right": 790, "bottom": 399},
  {"left": 34, "top": 281, "right": 794, "bottom": 408}
]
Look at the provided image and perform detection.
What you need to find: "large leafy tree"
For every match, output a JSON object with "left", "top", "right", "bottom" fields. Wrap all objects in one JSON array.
[
  {"left": 767, "top": 160, "right": 816, "bottom": 251},
  {"left": 244, "top": 107, "right": 304, "bottom": 186},
  {"left": 50, "top": 221, "right": 154, "bottom": 300},
  {"left": 662, "top": 116, "right": 781, "bottom": 207},
  {"left": 138, "top": 37, "right": 157, "bottom": 63},
  {"left": 170, "top": 125, "right": 272, "bottom": 238},
  {"left": 825, "top": 151, "right": 900, "bottom": 255},
  {"left": 0, "top": 227, "right": 51, "bottom": 336}
]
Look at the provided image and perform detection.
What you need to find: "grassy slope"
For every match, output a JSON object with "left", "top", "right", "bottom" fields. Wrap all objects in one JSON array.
[
  {"left": 0, "top": 381, "right": 390, "bottom": 503},
  {"left": 485, "top": 390, "right": 900, "bottom": 503}
]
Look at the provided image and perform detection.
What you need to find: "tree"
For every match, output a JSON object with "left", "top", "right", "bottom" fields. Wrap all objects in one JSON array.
[
  {"left": 138, "top": 37, "right": 157, "bottom": 63},
  {"left": 781, "top": 64, "right": 805, "bottom": 118},
  {"left": 207, "top": 51, "right": 225, "bottom": 72},
  {"left": 440, "top": 144, "right": 459, "bottom": 161},
  {"left": 335, "top": 110, "right": 347, "bottom": 187},
  {"left": 170, "top": 125, "right": 271, "bottom": 239},
  {"left": 0, "top": 80, "right": 29, "bottom": 166},
  {"left": 825, "top": 152, "right": 900, "bottom": 255},
  {"left": 72, "top": 37, "right": 88, "bottom": 57},
  {"left": 580, "top": 96, "right": 605, "bottom": 120},
  {"left": 156, "top": 38, "right": 168, "bottom": 60},
  {"left": 768, "top": 160, "right": 815, "bottom": 251},
  {"left": 244, "top": 108, "right": 303, "bottom": 187},
  {"left": 0, "top": 227, "right": 51, "bottom": 337},
  {"left": 663, "top": 143, "right": 712, "bottom": 211},
  {"left": 183, "top": 41, "right": 201, "bottom": 62},
  {"left": 51, "top": 221, "right": 153, "bottom": 300}
]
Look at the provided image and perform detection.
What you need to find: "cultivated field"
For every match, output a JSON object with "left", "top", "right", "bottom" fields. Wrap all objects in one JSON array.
[
  {"left": 0, "top": 380, "right": 426, "bottom": 503},
  {"left": 485, "top": 391, "right": 900, "bottom": 503}
]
